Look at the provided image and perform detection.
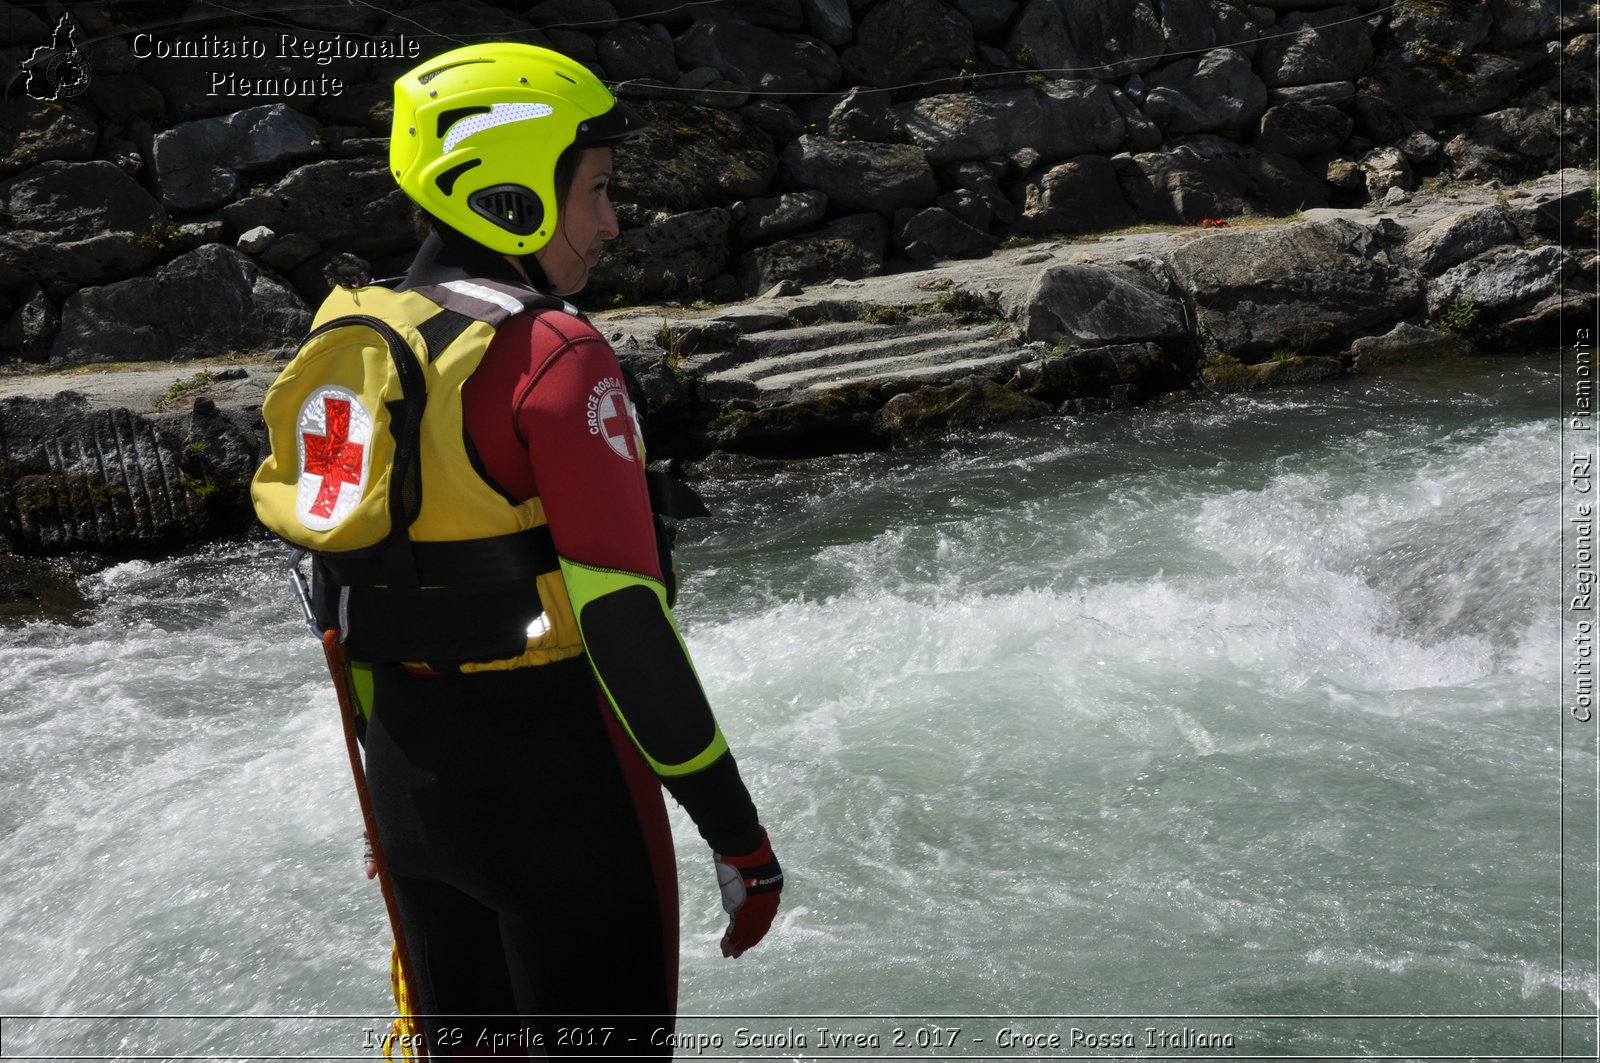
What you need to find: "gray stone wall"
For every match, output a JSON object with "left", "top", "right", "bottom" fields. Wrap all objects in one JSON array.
[{"left": 0, "top": 0, "right": 1590, "bottom": 362}]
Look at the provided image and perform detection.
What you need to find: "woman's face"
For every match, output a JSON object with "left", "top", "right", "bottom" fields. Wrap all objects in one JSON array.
[{"left": 535, "top": 146, "right": 618, "bottom": 295}]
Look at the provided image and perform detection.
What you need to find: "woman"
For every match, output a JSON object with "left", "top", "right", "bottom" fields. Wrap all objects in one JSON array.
[{"left": 338, "top": 42, "right": 782, "bottom": 1057}]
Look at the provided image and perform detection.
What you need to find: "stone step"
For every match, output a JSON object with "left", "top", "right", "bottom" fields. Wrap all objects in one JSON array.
[
  {"left": 759, "top": 336, "right": 1029, "bottom": 397},
  {"left": 698, "top": 322, "right": 1007, "bottom": 381}
]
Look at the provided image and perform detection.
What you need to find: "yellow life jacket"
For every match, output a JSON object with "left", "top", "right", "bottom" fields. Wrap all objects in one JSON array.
[{"left": 252, "top": 278, "right": 582, "bottom": 664}]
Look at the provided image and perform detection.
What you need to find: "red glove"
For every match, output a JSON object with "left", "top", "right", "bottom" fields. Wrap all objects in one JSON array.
[{"left": 713, "top": 831, "right": 783, "bottom": 958}]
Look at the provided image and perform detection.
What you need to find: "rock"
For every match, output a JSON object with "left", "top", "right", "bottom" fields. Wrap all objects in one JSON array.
[
  {"left": 1364, "top": 47, "right": 1523, "bottom": 121},
  {"left": 151, "top": 104, "right": 324, "bottom": 214},
  {"left": 739, "top": 100, "right": 807, "bottom": 138},
  {"left": 50, "top": 243, "right": 311, "bottom": 365},
  {"left": 614, "top": 101, "right": 775, "bottom": 212},
  {"left": 0, "top": 99, "right": 97, "bottom": 177},
  {"left": 1258, "top": 6, "right": 1375, "bottom": 87},
  {"left": 259, "top": 232, "right": 322, "bottom": 272},
  {"left": 711, "top": 386, "right": 888, "bottom": 457},
  {"left": 1360, "top": 145, "right": 1412, "bottom": 201},
  {"left": 895, "top": 80, "right": 1126, "bottom": 166},
  {"left": 378, "top": 0, "right": 545, "bottom": 54},
  {"left": 1444, "top": 103, "right": 1562, "bottom": 182},
  {"left": 840, "top": 0, "right": 974, "bottom": 88},
  {"left": 1349, "top": 321, "right": 1460, "bottom": 371},
  {"left": 1198, "top": 352, "right": 1343, "bottom": 392},
  {"left": 1426, "top": 244, "right": 1574, "bottom": 318},
  {"left": 0, "top": 285, "right": 58, "bottom": 364},
  {"left": 0, "top": 553, "right": 93, "bottom": 624},
  {"left": 1007, "top": 0, "right": 1165, "bottom": 80},
  {"left": 779, "top": 135, "right": 937, "bottom": 214},
  {"left": 829, "top": 87, "right": 901, "bottom": 142},
  {"left": 1499, "top": 169, "right": 1597, "bottom": 235},
  {"left": 237, "top": 225, "right": 276, "bottom": 254},
  {"left": 1011, "top": 342, "right": 1184, "bottom": 403},
  {"left": 1117, "top": 137, "right": 1326, "bottom": 223},
  {"left": 1397, "top": 130, "right": 1441, "bottom": 166},
  {"left": 878, "top": 375, "right": 1051, "bottom": 443},
  {"left": 733, "top": 191, "right": 829, "bottom": 248},
  {"left": 219, "top": 160, "right": 416, "bottom": 260},
  {"left": 737, "top": 213, "right": 888, "bottom": 293},
  {"left": 0, "top": 393, "right": 221, "bottom": 554},
  {"left": 1254, "top": 102, "right": 1354, "bottom": 158},
  {"left": 1108, "top": 85, "right": 1164, "bottom": 151},
  {"left": 0, "top": 160, "right": 165, "bottom": 289},
  {"left": 1142, "top": 48, "right": 1267, "bottom": 137},
  {"left": 1267, "top": 81, "right": 1356, "bottom": 107},
  {"left": 941, "top": 160, "right": 1015, "bottom": 224},
  {"left": 1156, "top": 0, "right": 1260, "bottom": 55},
  {"left": 677, "top": 17, "right": 841, "bottom": 93},
  {"left": 1012, "top": 155, "right": 1137, "bottom": 235},
  {"left": 599, "top": 22, "right": 679, "bottom": 83},
  {"left": 1166, "top": 217, "right": 1421, "bottom": 357},
  {"left": 897, "top": 208, "right": 994, "bottom": 262},
  {"left": 950, "top": 0, "right": 1019, "bottom": 38},
  {"left": 587, "top": 207, "right": 733, "bottom": 302},
  {"left": 1405, "top": 204, "right": 1518, "bottom": 274},
  {"left": 1020, "top": 262, "right": 1189, "bottom": 347},
  {"left": 802, "top": 0, "right": 855, "bottom": 47},
  {"left": 1487, "top": 0, "right": 1559, "bottom": 49}
]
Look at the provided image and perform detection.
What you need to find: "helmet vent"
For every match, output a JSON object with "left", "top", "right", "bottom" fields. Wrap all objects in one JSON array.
[
  {"left": 435, "top": 158, "right": 481, "bottom": 196},
  {"left": 469, "top": 184, "right": 544, "bottom": 236},
  {"left": 436, "top": 105, "right": 491, "bottom": 141},
  {"left": 418, "top": 59, "right": 490, "bottom": 85}
]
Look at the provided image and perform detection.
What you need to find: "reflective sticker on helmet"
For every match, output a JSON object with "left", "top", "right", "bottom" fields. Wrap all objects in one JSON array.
[
  {"left": 297, "top": 385, "right": 374, "bottom": 530},
  {"left": 442, "top": 102, "right": 555, "bottom": 153},
  {"left": 585, "top": 377, "right": 640, "bottom": 462}
]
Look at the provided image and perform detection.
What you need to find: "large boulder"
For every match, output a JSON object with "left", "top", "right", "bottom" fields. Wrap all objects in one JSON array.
[
  {"left": 219, "top": 160, "right": 416, "bottom": 260},
  {"left": 0, "top": 285, "right": 58, "bottom": 364},
  {"left": 1155, "top": 0, "right": 1259, "bottom": 55},
  {"left": 50, "top": 243, "right": 310, "bottom": 365},
  {"left": 1166, "top": 216, "right": 1422, "bottom": 358},
  {"left": 587, "top": 207, "right": 733, "bottom": 303},
  {"left": 0, "top": 393, "right": 216, "bottom": 554},
  {"left": 1142, "top": 48, "right": 1267, "bottom": 137},
  {"left": 737, "top": 213, "right": 888, "bottom": 293},
  {"left": 1011, "top": 155, "right": 1137, "bottom": 235},
  {"left": 1499, "top": 169, "right": 1598, "bottom": 235},
  {"left": 895, "top": 80, "right": 1125, "bottom": 166},
  {"left": 1254, "top": 102, "right": 1354, "bottom": 158},
  {"left": 598, "top": 22, "right": 679, "bottom": 83},
  {"left": 1007, "top": 0, "right": 1165, "bottom": 79},
  {"left": 1258, "top": 6, "right": 1375, "bottom": 87},
  {"left": 1117, "top": 137, "right": 1327, "bottom": 223},
  {"left": 676, "top": 16, "right": 841, "bottom": 93},
  {"left": 779, "top": 135, "right": 937, "bottom": 214},
  {"left": 151, "top": 104, "right": 324, "bottom": 213},
  {"left": 734, "top": 191, "right": 829, "bottom": 248},
  {"left": 1487, "top": 0, "right": 1559, "bottom": 49},
  {"left": 896, "top": 207, "right": 994, "bottom": 262},
  {"left": 1426, "top": 245, "right": 1575, "bottom": 317},
  {"left": 1444, "top": 102, "right": 1563, "bottom": 182},
  {"left": 878, "top": 375, "right": 1051, "bottom": 444},
  {"left": 840, "top": 0, "right": 974, "bottom": 88},
  {"left": 0, "top": 160, "right": 166, "bottom": 289},
  {"left": 614, "top": 101, "right": 776, "bottom": 211},
  {"left": 0, "top": 99, "right": 97, "bottom": 177},
  {"left": 1404, "top": 204, "right": 1519, "bottom": 275},
  {"left": 1019, "top": 263, "right": 1189, "bottom": 347}
]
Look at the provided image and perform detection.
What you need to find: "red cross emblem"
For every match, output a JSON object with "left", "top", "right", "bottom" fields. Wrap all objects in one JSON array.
[
  {"left": 301, "top": 395, "right": 366, "bottom": 519},
  {"left": 598, "top": 390, "right": 637, "bottom": 462}
]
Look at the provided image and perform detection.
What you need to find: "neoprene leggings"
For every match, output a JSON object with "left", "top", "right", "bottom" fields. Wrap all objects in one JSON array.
[{"left": 363, "top": 656, "right": 679, "bottom": 1059}]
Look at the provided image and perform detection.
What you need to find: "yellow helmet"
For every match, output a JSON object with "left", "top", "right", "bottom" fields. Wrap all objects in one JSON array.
[{"left": 390, "top": 42, "right": 644, "bottom": 255}]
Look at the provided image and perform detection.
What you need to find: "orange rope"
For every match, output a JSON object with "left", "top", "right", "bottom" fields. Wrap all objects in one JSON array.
[{"left": 321, "top": 630, "right": 429, "bottom": 1062}]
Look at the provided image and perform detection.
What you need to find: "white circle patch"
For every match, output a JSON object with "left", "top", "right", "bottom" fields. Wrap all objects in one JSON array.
[{"left": 296, "top": 385, "right": 373, "bottom": 531}]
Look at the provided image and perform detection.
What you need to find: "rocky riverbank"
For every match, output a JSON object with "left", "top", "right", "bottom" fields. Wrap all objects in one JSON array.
[{"left": 0, "top": 0, "right": 1596, "bottom": 613}]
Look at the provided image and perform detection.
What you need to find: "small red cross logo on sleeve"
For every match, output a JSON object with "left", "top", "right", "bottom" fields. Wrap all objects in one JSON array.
[
  {"left": 599, "top": 391, "right": 637, "bottom": 462},
  {"left": 302, "top": 395, "right": 366, "bottom": 519}
]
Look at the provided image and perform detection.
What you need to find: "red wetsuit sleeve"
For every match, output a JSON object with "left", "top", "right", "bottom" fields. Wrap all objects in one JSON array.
[{"left": 464, "top": 312, "right": 763, "bottom": 856}]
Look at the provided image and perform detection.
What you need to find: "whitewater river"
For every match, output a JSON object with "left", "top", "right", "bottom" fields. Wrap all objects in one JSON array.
[{"left": 1, "top": 354, "right": 1594, "bottom": 1061}]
